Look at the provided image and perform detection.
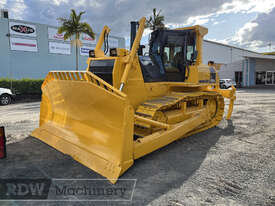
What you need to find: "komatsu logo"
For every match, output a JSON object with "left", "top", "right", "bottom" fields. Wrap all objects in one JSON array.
[{"left": 199, "top": 67, "right": 217, "bottom": 83}]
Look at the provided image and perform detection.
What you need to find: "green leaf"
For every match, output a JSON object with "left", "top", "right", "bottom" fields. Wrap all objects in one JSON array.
[{"left": 146, "top": 8, "right": 165, "bottom": 31}]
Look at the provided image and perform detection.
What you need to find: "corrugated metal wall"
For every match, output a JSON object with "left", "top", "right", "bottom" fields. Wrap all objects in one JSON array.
[
  {"left": 202, "top": 40, "right": 275, "bottom": 86},
  {"left": 203, "top": 41, "right": 249, "bottom": 81},
  {"left": 255, "top": 59, "right": 275, "bottom": 72}
]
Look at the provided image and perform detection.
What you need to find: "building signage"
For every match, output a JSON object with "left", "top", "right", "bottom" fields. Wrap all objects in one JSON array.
[
  {"left": 9, "top": 22, "right": 37, "bottom": 37},
  {"left": 10, "top": 37, "right": 38, "bottom": 52},
  {"left": 80, "top": 33, "right": 96, "bottom": 44},
  {"left": 80, "top": 45, "right": 95, "bottom": 56},
  {"left": 48, "top": 27, "right": 70, "bottom": 41},
  {"left": 49, "top": 42, "right": 71, "bottom": 55}
]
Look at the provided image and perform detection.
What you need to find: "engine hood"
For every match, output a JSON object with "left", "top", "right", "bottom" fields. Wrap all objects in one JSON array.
[{"left": 0, "top": 88, "right": 13, "bottom": 95}]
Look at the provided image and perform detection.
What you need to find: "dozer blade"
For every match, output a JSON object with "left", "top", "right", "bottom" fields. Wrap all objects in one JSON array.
[{"left": 32, "top": 71, "right": 134, "bottom": 183}]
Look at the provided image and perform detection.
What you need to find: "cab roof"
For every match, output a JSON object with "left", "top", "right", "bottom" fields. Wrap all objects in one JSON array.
[{"left": 175, "top": 25, "right": 208, "bottom": 37}]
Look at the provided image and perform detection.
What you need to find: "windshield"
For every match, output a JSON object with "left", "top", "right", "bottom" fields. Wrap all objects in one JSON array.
[
  {"left": 139, "top": 56, "right": 154, "bottom": 66},
  {"left": 149, "top": 29, "right": 196, "bottom": 82},
  {"left": 162, "top": 32, "right": 196, "bottom": 71}
]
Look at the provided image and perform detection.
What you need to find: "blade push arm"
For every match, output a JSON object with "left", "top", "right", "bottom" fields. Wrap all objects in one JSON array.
[
  {"left": 119, "top": 17, "right": 146, "bottom": 91},
  {"left": 205, "top": 85, "right": 236, "bottom": 120}
]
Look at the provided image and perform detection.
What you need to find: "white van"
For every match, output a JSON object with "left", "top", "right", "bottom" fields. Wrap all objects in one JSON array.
[{"left": 219, "top": 79, "right": 236, "bottom": 89}]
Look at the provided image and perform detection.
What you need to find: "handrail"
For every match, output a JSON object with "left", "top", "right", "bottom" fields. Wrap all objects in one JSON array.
[{"left": 42, "top": 71, "right": 126, "bottom": 98}]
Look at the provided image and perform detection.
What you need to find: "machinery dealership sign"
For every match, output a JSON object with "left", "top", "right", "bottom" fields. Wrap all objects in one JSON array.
[
  {"left": 10, "top": 37, "right": 38, "bottom": 52},
  {"left": 48, "top": 27, "right": 70, "bottom": 41},
  {"left": 9, "top": 22, "right": 37, "bottom": 37},
  {"left": 49, "top": 42, "right": 71, "bottom": 55},
  {"left": 80, "top": 33, "right": 96, "bottom": 44},
  {"left": 80, "top": 46, "right": 95, "bottom": 56}
]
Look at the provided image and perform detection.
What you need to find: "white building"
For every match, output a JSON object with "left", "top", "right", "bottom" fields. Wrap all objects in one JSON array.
[
  {"left": 0, "top": 9, "right": 125, "bottom": 79},
  {"left": 203, "top": 40, "right": 275, "bottom": 87}
]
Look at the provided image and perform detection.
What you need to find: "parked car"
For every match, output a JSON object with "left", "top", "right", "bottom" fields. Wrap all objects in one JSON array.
[
  {"left": 219, "top": 79, "right": 236, "bottom": 89},
  {"left": 0, "top": 88, "right": 15, "bottom": 105}
]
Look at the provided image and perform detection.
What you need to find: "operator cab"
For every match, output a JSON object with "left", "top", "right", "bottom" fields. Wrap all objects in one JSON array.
[
  {"left": 88, "top": 22, "right": 200, "bottom": 85},
  {"left": 140, "top": 29, "right": 197, "bottom": 82}
]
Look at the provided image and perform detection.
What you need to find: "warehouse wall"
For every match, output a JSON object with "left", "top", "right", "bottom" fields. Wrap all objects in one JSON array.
[
  {"left": 0, "top": 17, "right": 125, "bottom": 79},
  {"left": 203, "top": 40, "right": 260, "bottom": 84},
  {"left": 203, "top": 40, "right": 231, "bottom": 64},
  {"left": 249, "top": 58, "right": 256, "bottom": 86},
  {"left": 242, "top": 58, "right": 257, "bottom": 87},
  {"left": 0, "top": 18, "right": 10, "bottom": 78},
  {"left": 255, "top": 59, "right": 275, "bottom": 72}
]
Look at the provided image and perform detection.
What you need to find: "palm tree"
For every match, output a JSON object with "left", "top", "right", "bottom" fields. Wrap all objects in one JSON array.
[
  {"left": 58, "top": 9, "right": 95, "bottom": 70},
  {"left": 146, "top": 8, "right": 165, "bottom": 31}
]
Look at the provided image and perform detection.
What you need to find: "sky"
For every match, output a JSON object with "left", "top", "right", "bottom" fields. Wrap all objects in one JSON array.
[{"left": 1, "top": 0, "right": 275, "bottom": 53}]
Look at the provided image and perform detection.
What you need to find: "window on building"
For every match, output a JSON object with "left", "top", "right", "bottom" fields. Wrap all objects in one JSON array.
[
  {"left": 255, "top": 72, "right": 266, "bottom": 84},
  {"left": 266, "top": 71, "right": 275, "bottom": 85},
  {"left": 235, "top": 71, "right": 243, "bottom": 86}
]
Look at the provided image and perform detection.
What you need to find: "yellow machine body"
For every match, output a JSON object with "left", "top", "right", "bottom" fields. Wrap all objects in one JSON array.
[{"left": 32, "top": 17, "right": 236, "bottom": 183}]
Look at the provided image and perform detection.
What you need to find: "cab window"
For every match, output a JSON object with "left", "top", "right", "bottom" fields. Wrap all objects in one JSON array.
[
  {"left": 163, "top": 46, "right": 183, "bottom": 73},
  {"left": 187, "top": 45, "right": 194, "bottom": 61}
]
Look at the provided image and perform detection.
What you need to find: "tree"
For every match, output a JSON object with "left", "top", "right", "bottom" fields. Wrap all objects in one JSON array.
[
  {"left": 58, "top": 9, "right": 95, "bottom": 71},
  {"left": 146, "top": 8, "right": 165, "bottom": 31}
]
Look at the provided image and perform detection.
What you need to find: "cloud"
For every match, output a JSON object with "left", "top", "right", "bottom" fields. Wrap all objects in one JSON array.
[
  {"left": 225, "top": 7, "right": 275, "bottom": 50},
  {"left": 185, "top": 14, "right": 212, "bottom": 26},
  {"left": 51, "top": 0, "right": 69, "bottom": 6},
  {"left": 4, "top": 0, "right": 232, "bottom": 35},
  {"left": 218, "top": 0, "right": 275, "bottom": 14},
  {"left": 246, "top": 9, "right": 275, "bottom": 44},
  {"left": 0, "top": 0, "right": 7, "bottom": 8},
  {"left": 2, "top": 0, "right": 275, "bottom": 51},
  {"left": 4, "top": 0, "right": 27, "bottom": 20}
]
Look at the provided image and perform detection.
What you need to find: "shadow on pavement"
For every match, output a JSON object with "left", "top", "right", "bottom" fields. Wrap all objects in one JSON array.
[{"left": 0, "top": 121, "right": 235, "bottom": 206}]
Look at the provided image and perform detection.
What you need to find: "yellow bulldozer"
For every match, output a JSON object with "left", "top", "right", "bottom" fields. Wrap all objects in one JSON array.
[{"left": 32, "top": 17, "right": 236, "bottom": 183}]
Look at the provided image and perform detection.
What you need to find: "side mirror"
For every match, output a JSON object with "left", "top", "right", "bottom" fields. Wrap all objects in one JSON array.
[{"left": 191, "top": 50, "right": 198, "bottom": 61}]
